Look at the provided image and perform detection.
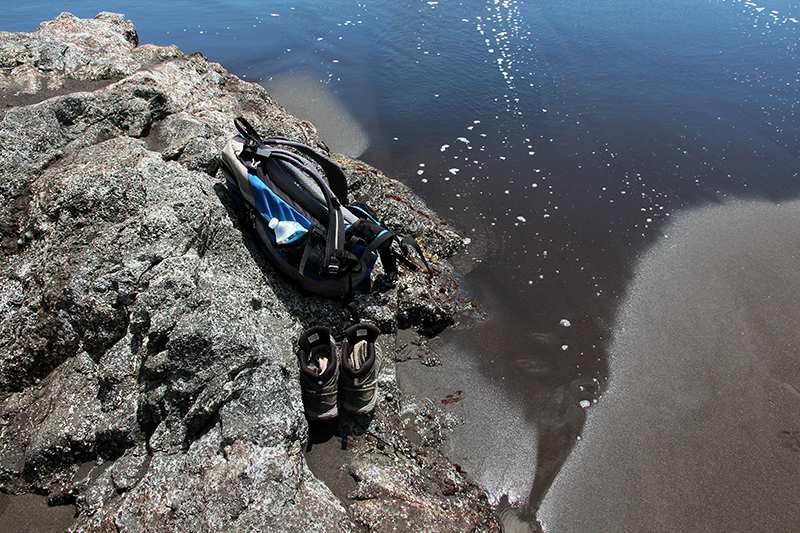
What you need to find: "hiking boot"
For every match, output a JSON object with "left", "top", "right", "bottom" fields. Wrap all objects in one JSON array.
[
  {"left": 340, "top": 323, "right": 382, "bottom": 415},
  {"left": 297, "top": 326, "right": 339, "bottom": 421}
]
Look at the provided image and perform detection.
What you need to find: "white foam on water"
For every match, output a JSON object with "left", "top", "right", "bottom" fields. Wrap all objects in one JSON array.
[{"left": 726, "top": 0, "right": 800, "bottom": 28}]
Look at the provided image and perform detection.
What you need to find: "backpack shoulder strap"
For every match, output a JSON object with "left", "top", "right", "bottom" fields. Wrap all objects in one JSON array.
[
  {"left": 234, "top": 117, "right": 350, "bottom": 209},
  {"left": 264, "top": 137, "right": 350, "bottom": 208},
  {"left": 234, "top": 116, "right": 262, "bottom": 144}
]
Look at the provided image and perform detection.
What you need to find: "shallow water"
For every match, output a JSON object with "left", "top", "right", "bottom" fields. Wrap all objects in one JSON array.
[
  {"left": 3, "top": 0, "right": 800, "bottom": 529},
  {"left": 538, "top": 199, "right": 800, "bottom": 532}
]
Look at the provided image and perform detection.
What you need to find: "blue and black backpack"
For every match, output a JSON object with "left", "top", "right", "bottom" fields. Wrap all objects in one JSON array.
[{"left": 219, "top": 117, "right": 429, "bottom": 309}]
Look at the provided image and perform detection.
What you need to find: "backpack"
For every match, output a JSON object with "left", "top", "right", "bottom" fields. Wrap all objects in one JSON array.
[{"left": 218, "top": 117, "right": 430, "bottom": 310}]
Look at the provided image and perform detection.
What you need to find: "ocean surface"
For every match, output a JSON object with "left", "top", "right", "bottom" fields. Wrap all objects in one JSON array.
[{"left": 4, "top": 1, "right": 800, "bottom": 530}]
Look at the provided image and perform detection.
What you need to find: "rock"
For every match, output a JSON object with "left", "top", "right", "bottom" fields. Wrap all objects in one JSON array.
[
  {"left": 83, "top": 430, "right": 356, "bottom": 533},
  {"left": 0, "top": 12, "right": 496, "bottom": 533}
]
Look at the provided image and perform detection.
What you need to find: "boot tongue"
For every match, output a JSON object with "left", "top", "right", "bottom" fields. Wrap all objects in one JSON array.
[{"left": 350, "top": 340, "right": 368, "bottom": 371}]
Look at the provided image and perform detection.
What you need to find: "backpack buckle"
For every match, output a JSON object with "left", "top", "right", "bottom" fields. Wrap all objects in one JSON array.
[{"left": 328, "top": 257, "right": 340, "bottom": 276}]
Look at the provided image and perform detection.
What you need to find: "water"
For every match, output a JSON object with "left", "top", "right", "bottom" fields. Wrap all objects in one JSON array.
[
  {"left": 537, "top": 198, "right": 800, "bottom": 532},
  {"left": 3, "top": 0, "right": 800, "bottom": 530}
]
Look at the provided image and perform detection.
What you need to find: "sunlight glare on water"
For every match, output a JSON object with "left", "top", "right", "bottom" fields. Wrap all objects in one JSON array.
[{"left": 2, "top": 0, "right": 800, "bottom": 529}]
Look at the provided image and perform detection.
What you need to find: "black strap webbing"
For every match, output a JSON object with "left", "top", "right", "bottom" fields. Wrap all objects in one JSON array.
[
  {"left": 399, "top": 237, "right": 432, "bottom": 277},
  {"left": 298, "top": 237, "right": 313, "bottom": 275},
  {"left": 344, "top": 294, "right": 360, "bottom": 323},
  {"left": 234, "top": 116, "right": 262, "bottom": 144}
]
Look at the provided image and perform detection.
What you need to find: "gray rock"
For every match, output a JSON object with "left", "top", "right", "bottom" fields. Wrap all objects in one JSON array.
[{"left": 0, "top": 12, "right": 497, "bottom": 533}]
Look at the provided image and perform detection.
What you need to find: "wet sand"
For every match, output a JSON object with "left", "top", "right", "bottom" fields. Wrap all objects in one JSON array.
[
  {"left": 0, "top": 493, "right": 75, "bottom": 533},
  {"left": 538, "top": 199, "right": 800, "bottom": 532},
  {"left": 396, "top": 339, "right": 540, "bottom": 506}
]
